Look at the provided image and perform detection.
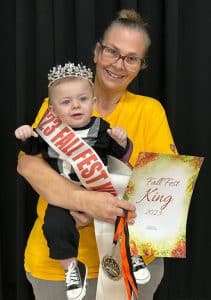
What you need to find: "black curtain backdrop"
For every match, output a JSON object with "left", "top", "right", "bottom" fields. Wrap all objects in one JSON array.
[{"left": 2, "top": 1, "right": 211, "bottom": 299}]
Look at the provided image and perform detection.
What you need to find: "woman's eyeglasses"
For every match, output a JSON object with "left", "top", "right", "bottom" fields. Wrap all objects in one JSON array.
[{"left": 99, "top": 42, "right": 147, "bottom": 71}]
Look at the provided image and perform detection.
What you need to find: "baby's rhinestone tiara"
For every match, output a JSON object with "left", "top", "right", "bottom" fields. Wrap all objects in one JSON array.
[{"left": 48, "top": 62, "right": 93, "bottom": 87}]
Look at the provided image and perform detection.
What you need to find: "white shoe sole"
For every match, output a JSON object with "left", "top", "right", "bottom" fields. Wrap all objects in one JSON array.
[{"left": 134, "top": 268, "right": 151, "bottom": 285}]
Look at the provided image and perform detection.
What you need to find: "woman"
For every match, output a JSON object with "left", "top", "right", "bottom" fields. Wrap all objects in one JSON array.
[{"left": 18, "top": 9, "right": 176, "bottom": 300}]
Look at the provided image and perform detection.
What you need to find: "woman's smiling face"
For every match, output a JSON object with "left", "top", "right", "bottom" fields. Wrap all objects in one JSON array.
[{"left": 94, "top": 25, "right": 147, "bottom": 93}]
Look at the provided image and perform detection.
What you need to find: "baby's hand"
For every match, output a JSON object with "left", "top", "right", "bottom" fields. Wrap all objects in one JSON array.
[
  {"left": 107, "top": 127, "right": 127, "bottom": 148},
  {"left": 15, "top": 125, "right": 38, "bottom": 141}
]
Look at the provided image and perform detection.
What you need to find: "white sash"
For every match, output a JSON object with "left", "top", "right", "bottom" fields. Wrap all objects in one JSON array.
[
  {"left": 95, "top": 156, "right": 132, "bottom": 300},
  {"left": 36, "top": 109, "right": 132, "bottom": 299},
  {"left": 36, "top": 109, "right": 116, "bottom": 194}
]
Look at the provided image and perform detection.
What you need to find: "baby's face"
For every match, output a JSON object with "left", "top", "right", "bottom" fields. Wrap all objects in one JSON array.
[{"left": 49, "top": 78, "right": 95, "bottom": 128}]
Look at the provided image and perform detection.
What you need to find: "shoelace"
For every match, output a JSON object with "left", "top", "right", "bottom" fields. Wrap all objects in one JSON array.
[
  {"left": 66, "top": 263, "right": 80, "bottom": 287},
  {"left": 132, "top": 256, "right": 145, "bottom": 268}
]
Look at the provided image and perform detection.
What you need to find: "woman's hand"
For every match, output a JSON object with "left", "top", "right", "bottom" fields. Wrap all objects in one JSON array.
[
  {"left": 70, "top": 211, "right": 93, "bottom": 227},
  {"left": 74, "top": 189, "right": 136, "bottom": 224}
]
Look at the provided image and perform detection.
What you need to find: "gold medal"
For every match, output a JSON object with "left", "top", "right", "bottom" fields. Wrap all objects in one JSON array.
[{"left": 102, "top": 254, "right": 122, "bottom": 281}]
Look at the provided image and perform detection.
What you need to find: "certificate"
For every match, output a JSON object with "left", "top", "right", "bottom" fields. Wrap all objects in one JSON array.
[{"left": 124, "top": 152, "right": 204, "bottom": 258}]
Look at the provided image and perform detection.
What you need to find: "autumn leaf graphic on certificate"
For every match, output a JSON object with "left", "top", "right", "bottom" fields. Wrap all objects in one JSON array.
[{"left": 124, "top": 153, "right": 204, "bottom": 258}]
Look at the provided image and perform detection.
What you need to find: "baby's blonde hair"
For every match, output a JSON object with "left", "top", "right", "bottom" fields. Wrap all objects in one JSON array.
[{"left": 48, "top": 77, "right": 93, "bottom": 104}]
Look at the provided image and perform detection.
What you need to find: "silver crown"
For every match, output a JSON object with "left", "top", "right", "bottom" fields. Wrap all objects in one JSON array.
[{"left": 48, "top": 62, "right": 93, "bottom": 87}]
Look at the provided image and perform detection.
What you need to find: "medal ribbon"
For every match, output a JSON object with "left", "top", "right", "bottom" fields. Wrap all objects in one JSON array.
[{"left": 114, "top": 212, "right": 138, "bottom": 300}]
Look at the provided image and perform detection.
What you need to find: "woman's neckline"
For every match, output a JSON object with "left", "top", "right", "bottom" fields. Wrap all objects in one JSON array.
[{"left": 93, "top": 91, "right": 126, "bottom": 118}]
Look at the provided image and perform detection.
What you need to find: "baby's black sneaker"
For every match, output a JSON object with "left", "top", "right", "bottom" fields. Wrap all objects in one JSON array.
[
  {"left": 65, "top": 260, "right": 87, "bottom": 300},
  {"left": 131, "top": 255, "right": 151, "bottom": 285}
]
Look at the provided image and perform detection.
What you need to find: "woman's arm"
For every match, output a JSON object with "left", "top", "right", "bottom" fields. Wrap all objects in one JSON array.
[{"left": 17, "top": 153, "right": 136, "bottom": 223}]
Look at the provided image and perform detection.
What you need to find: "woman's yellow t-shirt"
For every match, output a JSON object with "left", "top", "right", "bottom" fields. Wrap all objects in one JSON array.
[{"left": 24, "top": 90, "right": 176, "bottom": 280}]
